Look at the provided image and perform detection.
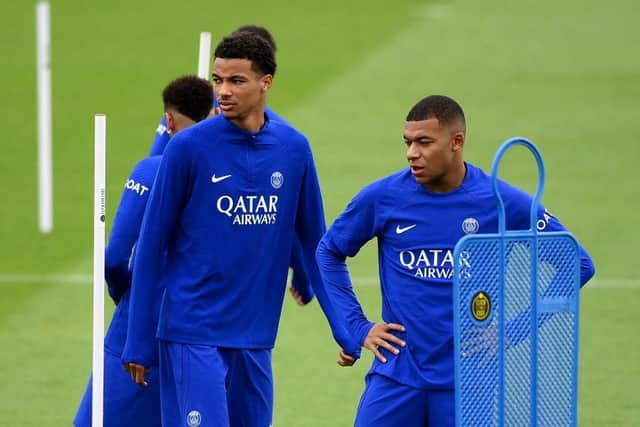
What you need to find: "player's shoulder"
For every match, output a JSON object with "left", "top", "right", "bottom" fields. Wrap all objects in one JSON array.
[
  {"left": 265, "top": 115, "right": 309, "bottom": 147},
  {"left": 175, "top": 115, "right": 222, "bottom": 141},
  {"left": 129, "top": 155, "right": 162, "bottom": 181},
  {"left": 464, "top": 162, "right": 532, "bottom": 201},
  {"left": 355, "top": 169, "right": 411, "bottom": 201},
  {"left": 162, "top": 116, "right": 223, "bottom": 156},
  {"left": 265, "top": 107, "right": 289, "bottom": 126}
]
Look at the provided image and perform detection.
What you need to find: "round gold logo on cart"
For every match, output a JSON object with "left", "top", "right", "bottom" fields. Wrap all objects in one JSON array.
[{"left": 471, "top": 291, "right": 491, "bottom": 322}]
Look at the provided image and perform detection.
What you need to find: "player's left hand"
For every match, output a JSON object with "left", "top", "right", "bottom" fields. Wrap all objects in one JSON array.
[
  {"left": 462, "top": 324, "right": 511, "bottom": 367},
  {"left": 337, "top": 349, "right": 357, "bottom": 367}
]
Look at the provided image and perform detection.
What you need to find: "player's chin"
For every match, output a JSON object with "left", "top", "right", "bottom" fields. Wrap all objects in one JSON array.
[
  {"left": 411, "top": 173, "right": 428, "bottom": 185},
  {"left": 220, "top": 110, "right": 238, "bottom": 119}
]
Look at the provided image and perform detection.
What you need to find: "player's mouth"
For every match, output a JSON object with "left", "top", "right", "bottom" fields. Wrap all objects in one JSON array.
[
  {"left": 410, "top": 165, "right": 424, "bottom": 176},
  {"left": 218, "top": 102, "right": 235, "bottom": 111}
]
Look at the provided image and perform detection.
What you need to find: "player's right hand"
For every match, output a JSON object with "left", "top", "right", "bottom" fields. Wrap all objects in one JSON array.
[
  {"left": 337, "top": 349, "right": 357, "bottom": 367},
  {"left": 289, "top": 286, "right": 306, "bottom": 306},
  {"left": 364, "top": 322, "right": 406, "bottom": 363},
  {"left": 124, "top": 362, "right": 149, "bottom": 387}
]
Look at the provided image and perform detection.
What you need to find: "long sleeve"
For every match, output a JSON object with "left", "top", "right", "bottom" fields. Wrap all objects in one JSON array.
[
  {"left": 122, "top": 138, "right": 191, "bottom": 366},
  {"left": 529, "top": 207, "right": 595, "bottom": 287},
  {"left": 295, "top": 148, "right": 360, "bottom": 357},
  {"left": 503, "top": 205, "right": 596, "bottom": 345},
  {"left": 105, "top": 157, "right": 158, "bottom": 303},
  {"left": 316, "top": 239, "right": 374, "bottom": 346},
  {"left": 315, "top": 180, "right": 384, "bottom": 350},
  {"left": 148, "top": 116, "right": 170, "bottom": 156},
  {"left": 289, "top": 236, "right": 314, "bottom": 304}
]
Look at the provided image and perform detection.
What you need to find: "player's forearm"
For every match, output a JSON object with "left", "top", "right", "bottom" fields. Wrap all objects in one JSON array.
[
  {"left": 316, "top": 239, "right": 373, "bottom": 349},
  {"left": 579, "top": 246, "right": 595, "bottom": 287},
  {"left": 289, "top": 236, "right": 314, "bottom": 304},
  {"left": 122, "top": 251, "right": 162, "bottom": 366},
  {"left": 104, "top": 256, "right": 130, "bottom": 303}
]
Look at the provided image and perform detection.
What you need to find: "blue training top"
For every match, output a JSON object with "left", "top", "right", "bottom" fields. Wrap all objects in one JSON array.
[
  {"left": 316, "top": 163, "right": 595, "bottom": 389},
  {"left": 123, "top": 113, "right": 360, "bottom": 367}
]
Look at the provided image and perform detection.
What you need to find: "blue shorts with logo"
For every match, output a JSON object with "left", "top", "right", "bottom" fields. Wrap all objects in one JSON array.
[
  {"left": 74, "top": 348, "right": 161, "bottom": 427},
  {"left": 159, "top": 341, "right": 273, "bottom": 427},
  {"left": 354, "top": 373, "right": 454, "bottom": 427}
]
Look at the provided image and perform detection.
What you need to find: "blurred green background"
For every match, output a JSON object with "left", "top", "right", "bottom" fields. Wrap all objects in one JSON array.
[{"left": 0, "top": 0, "right": 638, "bottom": 425}]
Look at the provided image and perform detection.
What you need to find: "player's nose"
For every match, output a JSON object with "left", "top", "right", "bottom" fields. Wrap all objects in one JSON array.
[{"left": 406, "top": 142, "right": 419, "bottom": 160}]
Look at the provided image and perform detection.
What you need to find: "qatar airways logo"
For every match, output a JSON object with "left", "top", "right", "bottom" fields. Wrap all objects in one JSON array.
[
  {"left": 399, "top": 248, "right": 471, "bottom": 280},
  {"left": 124, "top": 179, "right": 149, "bottom": 196},
  {"left": 216, "top": 194, "right": 278, "bottom": 225},
  {"left": 156, "top": 123, "right": 168, "bottom": 136}
]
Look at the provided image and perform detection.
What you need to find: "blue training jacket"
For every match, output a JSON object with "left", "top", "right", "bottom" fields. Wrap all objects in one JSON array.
[{"left": 123, "top": 113, "right": 359, "bottom": 367}]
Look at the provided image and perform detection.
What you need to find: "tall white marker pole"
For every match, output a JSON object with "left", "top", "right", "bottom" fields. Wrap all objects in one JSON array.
[
  {"left": 198, "top": 32, "right": 212, "bottom": 79},
  {"left": 37, "top": 2, "right": 53, "bottom": 233},
  {"left": 92, "top": 114, "right": 106, "bottom": 427}
]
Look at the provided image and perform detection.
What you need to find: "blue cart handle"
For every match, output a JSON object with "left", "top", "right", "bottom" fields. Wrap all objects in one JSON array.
[{"left": 490, "top": 137, "right": 545, "bottom": 235}]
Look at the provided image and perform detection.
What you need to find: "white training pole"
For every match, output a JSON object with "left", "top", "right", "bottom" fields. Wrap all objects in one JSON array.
[
  {"left": 92, "top": 114, "right": 106, "bottom": 427},
  {"left": 198, "top": 32, "right": 212, "bottom": 79},
  {"left": 37, "top": 1, "right": 53, "bottom": 233}
]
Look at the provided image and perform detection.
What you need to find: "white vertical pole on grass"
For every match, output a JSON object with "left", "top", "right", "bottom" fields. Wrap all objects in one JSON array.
[
  {"left": 92, "top": 114, "right": 106, "bottom": 427},
  {"left": 198, "top": 32, "right": 212, "bottom": 79},
  {"left": 36, "top": 1, "right": 53, "bottom": 233}
]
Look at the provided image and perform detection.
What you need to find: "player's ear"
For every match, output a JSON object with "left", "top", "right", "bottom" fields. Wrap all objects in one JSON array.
[
  {"left": 165, "top": 112, "right": 175, "bottom": 135},
  {"left": 452, "top": 131, "right": 465, "bottom": 152},
  {"left": 261, "top": 75, "right": 273, "bottom": 93}
]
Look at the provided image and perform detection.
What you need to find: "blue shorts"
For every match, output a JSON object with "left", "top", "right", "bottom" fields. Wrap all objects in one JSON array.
[
  {"left": 354, "top": 373, "right": 454, "bottom": 427},
  {"left": 159, "top": 341, "right": 273, "bottom": 427},
  {"left": 74, "top": 349, "right": 161, "bottom": 427}
]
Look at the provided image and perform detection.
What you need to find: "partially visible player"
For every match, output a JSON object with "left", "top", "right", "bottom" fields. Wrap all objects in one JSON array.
[
  {"left": 123, "top": 32, "right": 360, "bottom": 427},
  {"left": 316, "top": 95, "right": 596, "bottom": 426},
  {"left": 73, "top": 75, "right": 214, "bottom": 427}
]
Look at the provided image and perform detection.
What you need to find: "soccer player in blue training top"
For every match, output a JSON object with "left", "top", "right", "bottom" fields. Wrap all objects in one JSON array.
[
  {"left": 147, "top": 24, "right": 312, "bottom": 306},
  {"left": 316, "top": 95, "right": 596, "bottom": 427},
  {"left": 73, "top": 75, "right": 214, "bottom": 427},
  {"left": 122, "top": 32, "right": 360, "bottom": 427}
]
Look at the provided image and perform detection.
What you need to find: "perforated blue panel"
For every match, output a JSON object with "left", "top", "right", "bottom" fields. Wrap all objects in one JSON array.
[{"left": 453, "top": 138, "right": 581, "bottom": 427}]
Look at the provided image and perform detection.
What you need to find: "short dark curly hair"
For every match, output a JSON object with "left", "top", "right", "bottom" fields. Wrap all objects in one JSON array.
[
  {"left": 162, "top": 75, "right": 213, "bottom": 122},
  {"left": 406, "top": 95, "right": 466, "bottom": 129},
  {"left": 214, "top": 32, "right": 276, "bottom": 77},
  {"left": 231, "top": 25, "right": 277, "bottom": 53}
]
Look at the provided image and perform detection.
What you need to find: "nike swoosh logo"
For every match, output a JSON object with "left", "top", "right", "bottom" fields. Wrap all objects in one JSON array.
[
  {"left": 211, "top": 174, "right": 232, "bottom": 183},
  {"left": 395, "top": 224, "right": 417, "bottom": 234}
]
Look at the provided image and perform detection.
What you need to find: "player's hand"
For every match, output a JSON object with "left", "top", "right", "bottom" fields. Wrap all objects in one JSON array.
[
  {"left": 288, "top": 286, "right": 306, "bottom": 306},
  {"left": 124, "top": 362, "right": 149, "bottom": 387},
  {"left": 363, "top": 322, "right": 406, "bottom": 363},
  {"left": 208, "top": 107, "right": 221, "bottom": 117},
  {"left": 337, "top": 349, "right": 357, "bottom": 367},
  {"left": 462, "top": 324, "right": 511, "bottom": 367}
]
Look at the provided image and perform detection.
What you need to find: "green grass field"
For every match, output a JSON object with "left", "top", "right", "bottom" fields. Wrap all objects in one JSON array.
[{"left": 1, "top": 0, "right": 639, "bottom": 425}]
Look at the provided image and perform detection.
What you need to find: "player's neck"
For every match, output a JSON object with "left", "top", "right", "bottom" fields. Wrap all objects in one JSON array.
[
  {"left": 423, "top": 161, "right": 467, "bottom": 193},
  {"left": 232, "top": 105, "right": 266, "bottom": 133}
]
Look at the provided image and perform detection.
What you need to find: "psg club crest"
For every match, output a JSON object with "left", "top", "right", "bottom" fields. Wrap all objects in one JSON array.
[
  {"left": 187, "top": 410, "right": 202, "bottom": 427},
  {"left": 270, "top": 171, "right": 283, "bottom": 189},
  {"left": 462, "top": 217, "right": 480, "bottom": 234}
]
